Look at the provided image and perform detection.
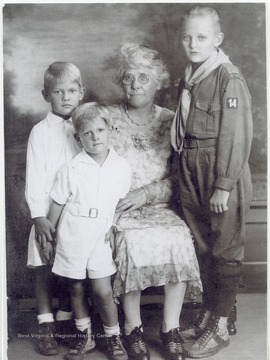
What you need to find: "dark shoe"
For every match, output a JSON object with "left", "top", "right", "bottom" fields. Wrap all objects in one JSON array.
[
  {"left": 227, "top": 304, "right": 237, "bottom": 335},
  {"left": 187, "top": 313, "right": 230, "bottom": 358},
  {"left": 106, "top": 334, "right": 128, "bottom": 360},
  {"left": 160, "top": 327, "right": 186, "bottom": 360},
  {"left": 36, "top": 322, "right": 58, "bottom": 356},
  {"left": 124, "top": 325, "right": 150, "bottom": 360},
  {"left": 55, "top": 319, "right": 77, "bottom": 345},
  {"left": 64, "top": 329, "right": 96, "bottom": 360},
  {"left": 180, "top": 310, "right": 209, "bottom": 343}
]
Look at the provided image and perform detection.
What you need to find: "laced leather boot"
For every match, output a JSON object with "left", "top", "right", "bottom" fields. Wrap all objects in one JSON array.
[
  {"left": 187, "top": 313, "right": 230, "bottom": 358},
  {"left": 180, "top": 310, "right": 210, "bottom": 343},
  {"left": 160, "top": 327, "right": 186, "bottom": 360},
  {"left": 124, "top": 325, "right": 150, "bottom": 360}
]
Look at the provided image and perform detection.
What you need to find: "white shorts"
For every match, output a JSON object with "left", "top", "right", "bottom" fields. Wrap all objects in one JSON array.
[
  {"left": 51, "top": 210, "right": 117, "bottom": 280},
  {"left": 52, "top": 236, "right": 116, "bottom": 280}
]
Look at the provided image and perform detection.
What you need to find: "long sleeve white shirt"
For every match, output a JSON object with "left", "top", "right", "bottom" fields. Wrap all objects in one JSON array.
[{"left": 25, "top": 111, "right": 81, "bottom": 219}]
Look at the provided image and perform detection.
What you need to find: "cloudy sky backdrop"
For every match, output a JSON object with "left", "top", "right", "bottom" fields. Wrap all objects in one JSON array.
[
  {"left": 4, "top": 4, "right": 148, "bottom": 112},
  {"left": 3, "top": 3, "right": 266, "bottom": 173}
]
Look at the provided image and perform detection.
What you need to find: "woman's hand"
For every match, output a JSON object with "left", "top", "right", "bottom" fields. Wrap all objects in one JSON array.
[
  {"left": 116, "top": 188, "right": 147, "bottom": 213},
  {"left": 210, "top": 188, "right": 230, "bottom": 213},
  {"left": 33, "top": 217, "right": 56, "bottom": 251}
]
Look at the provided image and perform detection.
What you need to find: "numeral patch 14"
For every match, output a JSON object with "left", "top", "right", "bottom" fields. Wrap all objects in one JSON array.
[{"left": 226, "top": 98, "right": 238, "bottom": 109}]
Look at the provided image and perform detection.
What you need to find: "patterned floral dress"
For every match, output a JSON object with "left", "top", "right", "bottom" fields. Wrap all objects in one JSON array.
[{"left": 108, "top": 104, "right": 201, "bottom": 297}]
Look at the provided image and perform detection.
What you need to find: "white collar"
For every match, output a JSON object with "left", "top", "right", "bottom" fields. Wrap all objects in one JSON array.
[
  {"left": 78, "top": 147, "right": 117, "bottom": 166},
  {"left": 46, "top": 111, "right": 73, "bottom": 127}
]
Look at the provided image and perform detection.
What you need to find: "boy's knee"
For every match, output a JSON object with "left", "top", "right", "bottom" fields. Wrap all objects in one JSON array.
[
  {"left": 216, "top": 260, "right": 243, "bottom": 277},
  {"left": 93, "top": 286, "right": 113, "bottom": 306},
  {"left": 68, "top": 279, "right": 86, "bottom": 297}
]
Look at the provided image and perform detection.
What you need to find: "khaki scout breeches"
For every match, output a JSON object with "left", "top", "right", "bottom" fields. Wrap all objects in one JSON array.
[{"left": 178, "top": 147, "right": 252, "bottom": 316}]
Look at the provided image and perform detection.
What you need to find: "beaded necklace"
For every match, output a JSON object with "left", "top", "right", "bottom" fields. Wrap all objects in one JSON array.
[{"left": 124, "top": 102, "right": 156, "bottom": 127}]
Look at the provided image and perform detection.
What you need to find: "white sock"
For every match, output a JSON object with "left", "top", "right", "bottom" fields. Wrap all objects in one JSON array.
[
  {"left": 124, "top": 323, "right": 142, "bottom": 336},
  {"left": 56, "top": 310, "right": 73, "bottom": 321},
  {"left": 217, "top": 316, "right": 228, "bottom": 336},
  {"left": 37, "top": 313, "right": 54, "bottom": 324},
  {"left": 75, "top": 317, "right": 91, "bottom": 333},
  {"left": 104, "top": 323, "right": 120, "bottom": 336}
]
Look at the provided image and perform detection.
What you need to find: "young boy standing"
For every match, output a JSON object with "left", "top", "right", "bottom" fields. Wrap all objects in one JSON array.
[
  {"left": 25, "top": 62, "right": 84, "bottom": 355},
  {"left": 171, "top": 6, "right": 253, "bottom": 358},
  {"left": 47, "top": 103, "right": 131, "bottom": 360}
]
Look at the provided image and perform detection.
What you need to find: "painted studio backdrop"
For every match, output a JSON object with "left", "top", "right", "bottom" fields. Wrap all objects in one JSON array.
[{"left": 4, "top": 3, "right": 266, "bottom": 300}]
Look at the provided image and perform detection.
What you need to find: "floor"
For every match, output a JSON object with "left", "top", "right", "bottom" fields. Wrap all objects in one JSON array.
[{"left": 5, "top": 293, "right": 268, "bottom": 360}]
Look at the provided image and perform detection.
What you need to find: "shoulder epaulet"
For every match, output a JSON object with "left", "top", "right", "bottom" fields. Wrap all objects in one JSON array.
[{"left": 219, "top": 63, "right": 242, "bottom": 77}]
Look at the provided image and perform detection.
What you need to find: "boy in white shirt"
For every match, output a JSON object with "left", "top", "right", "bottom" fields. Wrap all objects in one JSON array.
[
  {"left": 47, "top": 103, "right": 131, "bottom": 360},
  {"left": 25, "top": 61, "right": 85, "bottom": 355}
]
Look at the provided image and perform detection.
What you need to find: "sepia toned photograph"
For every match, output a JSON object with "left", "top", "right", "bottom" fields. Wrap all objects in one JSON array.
[{"left": 3, "top": 2, "right": 267, "bottom": 360}]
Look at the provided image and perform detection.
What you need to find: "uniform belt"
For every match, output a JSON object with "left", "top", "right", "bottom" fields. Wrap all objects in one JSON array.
[{"left": 183, "top": 138, "right": 217, "bottom": 149}]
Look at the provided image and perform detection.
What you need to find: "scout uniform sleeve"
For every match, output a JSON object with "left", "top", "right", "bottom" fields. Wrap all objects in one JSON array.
[
  {"left": 214, "top": 73, "right": 253, "bottom": 191},
  {"left": 25, "top": 126, "right": 47, "bottom": 218}
]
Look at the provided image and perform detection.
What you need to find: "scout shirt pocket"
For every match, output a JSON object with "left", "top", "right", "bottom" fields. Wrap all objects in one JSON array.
[{"left": 193, "top": 100, "right": 221, "bottom": 135}]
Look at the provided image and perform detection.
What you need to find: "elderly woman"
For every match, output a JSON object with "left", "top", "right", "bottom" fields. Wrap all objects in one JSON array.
[{"left": 108, "top": 44, "right": 201, "bottom": 360}]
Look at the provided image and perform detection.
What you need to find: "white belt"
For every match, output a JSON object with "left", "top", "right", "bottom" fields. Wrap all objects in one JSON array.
[{"left": 65, "top": 203, "right": 107, "bottom": 219}]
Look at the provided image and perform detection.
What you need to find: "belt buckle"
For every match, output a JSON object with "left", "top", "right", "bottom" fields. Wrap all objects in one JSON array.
[
  {"left": 189, "top": 139, "right": 199, "bottom": 148},
  {"left": 89, "top": 208, "right": 98, "bottom": 218},
  {"left": 194, "top": 139, "right": 200, "bottom": 148},
  {"left": 184, "top": 139, "right": 191, "bottom": 148},
  {"left": 184, "top": 139, "right": 199, "bottom": 148}
]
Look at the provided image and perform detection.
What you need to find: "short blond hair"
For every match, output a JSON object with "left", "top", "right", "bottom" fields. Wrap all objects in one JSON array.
[
  {"left": 43, "top": 61, "right": 83, "bottom": 93},
  {"left": 181, "top": 6, "right": 222, "bottom": 33},
  {"left": 115, "top": 43, "right": 170, "bottom": 88},
  {"left": 72, "top": 102, "right": 112, "bottom": 133}
]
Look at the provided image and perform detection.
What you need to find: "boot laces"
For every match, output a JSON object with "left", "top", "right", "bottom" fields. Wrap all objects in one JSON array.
[
  {"left": 182, "top": 310, "right": 206, "bottom": 331},
  {"left": 129, "top": 327, "right": 148, "bottom": 354},
  {"left": 194, "top": 311, "right": 207, "bottom": 327},
  {"left": 39, "top": 323, "right": 57, "bottom": 347},
  {"left": 197, "top": 316, "right": 219, "bottom": 346},
  {"left": 72, "top": 332, "right": 88, "bottom": 353},
  {"left": 39, "top": 322, "right": 55, "bottom": 334},
  {"left": 167, "top": 328, "right": 184, "bottom": 353},
  {"left": 108, "top": 335, "right": 125, "bottom": 355}
]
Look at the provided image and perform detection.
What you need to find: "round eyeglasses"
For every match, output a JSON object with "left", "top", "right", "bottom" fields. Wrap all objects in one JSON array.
[{"left": 122, "top": 73, "right": 150, "bottom": 85}]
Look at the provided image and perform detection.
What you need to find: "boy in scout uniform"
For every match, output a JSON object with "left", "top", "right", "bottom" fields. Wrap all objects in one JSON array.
[{"left": 171, "top": 5, "right": 253, "bottom": 358}]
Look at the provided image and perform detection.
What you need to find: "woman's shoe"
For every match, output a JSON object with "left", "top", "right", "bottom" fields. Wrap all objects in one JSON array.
[
  {"left": 124, "top": 325, "right": 150, "bottom": 360},
  {"left": 160, "top": 327, "right": 186, "bottom": 360}
]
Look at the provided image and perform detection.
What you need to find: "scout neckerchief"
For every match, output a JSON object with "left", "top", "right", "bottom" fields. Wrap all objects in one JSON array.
[{"left": 171, "top": 48, "right": 231, "bottom": 153}]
